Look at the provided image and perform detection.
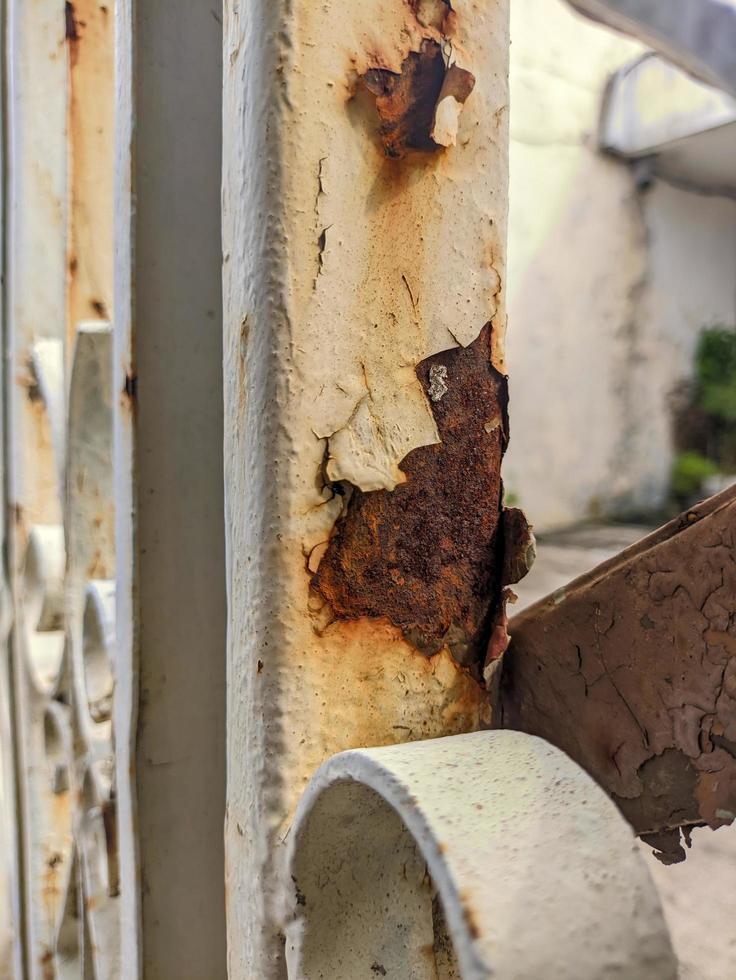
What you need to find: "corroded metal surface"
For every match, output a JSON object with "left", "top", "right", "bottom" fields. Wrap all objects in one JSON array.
[
  {"left": 498, "top": 486, "right": 736, "bottom": 863},
  {"left": 313, "top": 325, "right": 508, "bottom": 667}
]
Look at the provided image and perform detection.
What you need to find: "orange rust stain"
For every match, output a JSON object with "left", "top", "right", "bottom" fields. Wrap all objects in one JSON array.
[
  {"left": 458, "top": 890, "right": 482, "bottom": 940},
  {"left": 307, "top": 618, "right": 489, "bottom": 736},
  {"left": 313, "top": 325, "right": 508, "bottom": 672},
  {"left": 41, "top": 949, "right": 55, "bottom": 980}
]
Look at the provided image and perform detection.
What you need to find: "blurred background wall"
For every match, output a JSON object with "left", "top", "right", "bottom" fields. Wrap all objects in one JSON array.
[{"left": 504, "top": 0, "right": 736, "bottom": 531}]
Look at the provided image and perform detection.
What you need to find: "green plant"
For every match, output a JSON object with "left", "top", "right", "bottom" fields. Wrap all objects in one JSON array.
[
  {"left": 694, "top": 327, "right": 736, "bottom": 423},
  {"left": 671, "top": 451, "right": 719, "bottom": 501},
  {"left": 671, "top": 327, "right": 736, "bottom": 499}
]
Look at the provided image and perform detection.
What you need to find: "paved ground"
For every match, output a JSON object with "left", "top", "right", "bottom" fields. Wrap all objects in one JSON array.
[{"left": 514, "top": 524, "right": 736, "bottom": 980}]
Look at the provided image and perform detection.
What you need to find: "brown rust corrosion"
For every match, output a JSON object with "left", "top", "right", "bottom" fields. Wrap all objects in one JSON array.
[
  {"left": 497, "top": 486, "right": 736, "bottom": 863},
  {"left": 312, "top": 324, "right": 509, "bottom": 669},
  {"left": 361, "top": 39, "right": 475, "bottom": 158}
]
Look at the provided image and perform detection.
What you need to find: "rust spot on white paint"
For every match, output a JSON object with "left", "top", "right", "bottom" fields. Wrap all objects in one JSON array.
[{"left": 360, "top": 39, "right": 475, "bottom": 159}]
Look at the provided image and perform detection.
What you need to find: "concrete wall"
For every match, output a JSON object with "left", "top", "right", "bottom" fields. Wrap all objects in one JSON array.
[{"left": 504, "top": 0, "right": 736, "bottom": 531}]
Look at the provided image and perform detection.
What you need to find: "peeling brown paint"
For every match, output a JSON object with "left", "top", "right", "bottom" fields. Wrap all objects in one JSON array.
[
  {"left": 312, "top": 324, "right": 508, "bottom": 670},
  {"left": 498, "top": 486, "right": 736, "bottom": 861},
  {"left": 361, "top": 40, "right": 475, "bottom": 159}
]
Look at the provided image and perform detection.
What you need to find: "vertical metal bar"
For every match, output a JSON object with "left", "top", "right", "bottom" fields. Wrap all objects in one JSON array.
[
  {"left": 114, "top": 1, "right": 226, "bottom": 976},
  {"left": 66, "top": 0, "right": 114, "bottom": 345},
  {"left": 4, "top": 2, "right": 68, "bottom": 975},
  {"left": 0, "top": 3, "right": 24, "bottom": 974}
]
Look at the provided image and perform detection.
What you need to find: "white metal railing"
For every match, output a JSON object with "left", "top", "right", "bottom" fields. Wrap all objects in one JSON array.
[{"left": 0, "top": 0, "right": 731, "bottom": 977}]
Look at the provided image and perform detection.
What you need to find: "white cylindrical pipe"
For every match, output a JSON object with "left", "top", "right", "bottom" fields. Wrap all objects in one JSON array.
[{"left": 286, "top": 730, "right": 676, "bottom": 980}]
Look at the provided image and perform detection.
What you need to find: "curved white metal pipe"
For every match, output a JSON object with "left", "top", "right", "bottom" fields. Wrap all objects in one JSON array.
[{"left": 286, "top": 730, "right": 676, "bottom": 980}]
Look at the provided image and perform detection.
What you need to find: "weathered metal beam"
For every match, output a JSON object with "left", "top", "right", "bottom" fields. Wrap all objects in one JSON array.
[
  {"left": 222, "top": 1, "right": 510, "bottom": 974},
  {"left": 498, "top": 485, "right": 736, "bottom": 863},
  {"left": 566, "top": 0, "right": 736, "bottom": 98}
]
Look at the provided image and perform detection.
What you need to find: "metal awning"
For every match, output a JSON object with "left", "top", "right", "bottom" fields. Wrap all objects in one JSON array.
[
  {"left": 566, "top": 0, "right": 736, "bottom": 98},
  {"left": 600, "top": 52, "right": 736, "bottom": 192}
]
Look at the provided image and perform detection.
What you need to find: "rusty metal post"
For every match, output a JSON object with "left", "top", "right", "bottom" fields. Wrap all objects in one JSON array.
[{"left": 222, "top": 1, "right": 511, "bottom": 974}]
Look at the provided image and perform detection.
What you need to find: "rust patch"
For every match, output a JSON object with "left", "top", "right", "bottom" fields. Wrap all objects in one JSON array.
[
  {"left": 361, "top": 40, "right": 475, "bottom": 159},
  {"left": 498, "top": 486, "right": 736, "bottom": 860},
  {"left": 90, "top": 298, "right": 108, "bottom": 319},
  {"left": 312, "top": 324, "right": 508, "bottom": 670}
]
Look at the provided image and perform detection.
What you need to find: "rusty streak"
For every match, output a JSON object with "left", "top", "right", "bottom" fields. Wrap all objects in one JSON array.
[
  {"left": 65, "top": 1, "right": 79, "bottom": 42},
  {"left": 123, "top": 371, "right": 138, "bottom": 403},
  {"left": 312, "top": 324, "right": 509, "bottom": 671},
  {"left": 497, "top": 485, "right": 736, "bottom": 863}
]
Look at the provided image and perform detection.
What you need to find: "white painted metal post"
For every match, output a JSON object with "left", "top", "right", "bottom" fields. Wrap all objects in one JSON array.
[
  {"left": 2, "top": 1, "right": 226, "bottom": 975},
  {"left": 0, "top": 9, "right": 21, "bottom": 977},
  {"left": 5, "top": 2, "right": 69, "bottom": 974},
  {"left": 223, "top": 2, "right": 510, "bottom": 975},
  {"left": 114, "top": 2, "right": 227, "bottom": 976}
]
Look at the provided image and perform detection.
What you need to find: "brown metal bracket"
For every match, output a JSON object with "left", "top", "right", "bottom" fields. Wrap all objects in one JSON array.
[{"left": 496, "top": 485, "right": 736, "bottom": 863}]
